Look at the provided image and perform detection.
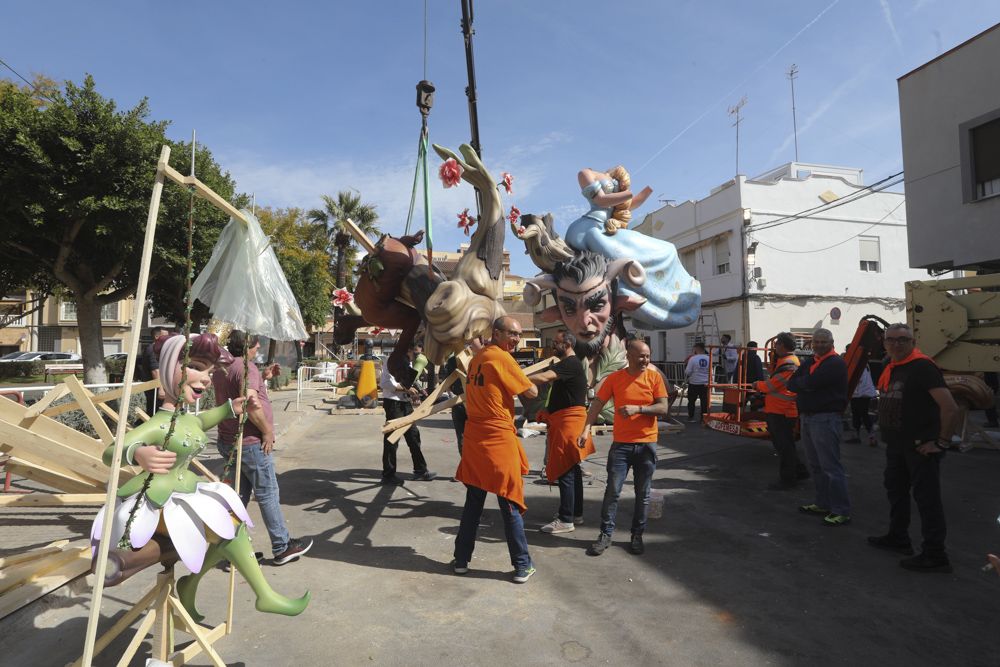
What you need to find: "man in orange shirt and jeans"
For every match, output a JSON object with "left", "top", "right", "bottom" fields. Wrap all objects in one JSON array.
[
  {"left": 453, "top": 316, "right": 540, "bottom": 583},
  {"left": 579, "top": 339, "right": 670, "bottom": 556}
]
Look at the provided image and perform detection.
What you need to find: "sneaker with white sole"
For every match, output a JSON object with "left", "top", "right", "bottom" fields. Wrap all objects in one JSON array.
[
  {"left": 450, "top": 559, "right": 469, "bottom": 575},
  {"left": 273, "top": 537, "right": 313, "bottom": 565},
  {"left": 539, "top": 519, "right": 575, "bottom": 534},
  {"left": 512, "top": 566, "right": 536, "bottom": 583}
]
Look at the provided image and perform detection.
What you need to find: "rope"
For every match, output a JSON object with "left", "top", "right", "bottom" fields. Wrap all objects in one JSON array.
[{"left": 222, "top": 346, "right": 252, "bottom": 485}]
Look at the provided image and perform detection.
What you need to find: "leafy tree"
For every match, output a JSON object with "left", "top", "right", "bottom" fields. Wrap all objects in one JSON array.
[
  {"left": 0, "top": 75, "right": 243, "bottom": 383},
  {"left": 307, "top": 191, "right": 380, "bottom": 291}
]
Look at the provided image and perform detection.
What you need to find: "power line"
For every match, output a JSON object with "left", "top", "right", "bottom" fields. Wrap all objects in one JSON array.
[
  {"left": 756, "top": 199, "right": 905, "bottom": 254},
  {"left": 747, "top": 170, "right": 903, "bottom": 232},
  {"left": 0, "top": 56, "right": 57, "bottom": 103}
]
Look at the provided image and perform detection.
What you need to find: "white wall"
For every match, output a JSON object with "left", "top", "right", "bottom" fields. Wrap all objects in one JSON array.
[{"left": 898, "top": 24, "right": 1000, "bottom": 270}]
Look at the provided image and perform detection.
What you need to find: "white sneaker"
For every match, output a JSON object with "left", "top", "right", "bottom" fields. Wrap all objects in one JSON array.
[{"left": 540, "top": 519, "right": 575, "bottom": 534}]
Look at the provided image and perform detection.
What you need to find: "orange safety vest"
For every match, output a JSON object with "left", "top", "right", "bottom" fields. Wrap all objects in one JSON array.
[{"left": 754, "top": 354, "right": 800, "bottom": 417}]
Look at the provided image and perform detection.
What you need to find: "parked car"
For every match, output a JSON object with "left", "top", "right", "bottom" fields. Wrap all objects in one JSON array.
[
  {"left": 104, "top": 353, "right": 129, "bottom": 361},
  {"left": 0, "top": 351, "right": 82, "bottom": 363},
  {"left": 0, "top": 351, "right": 25, "bottom": 361}
]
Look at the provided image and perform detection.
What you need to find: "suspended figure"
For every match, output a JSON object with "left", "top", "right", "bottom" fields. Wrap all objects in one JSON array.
[
  {"left": 514, "top": 166, "right": 700, "bottom": 330},
  {"left": 336, "top": 144, "right": 507, "bottom": 385},
  {"left": 90, "top": 333, "right": 310, "bottom": 621}
]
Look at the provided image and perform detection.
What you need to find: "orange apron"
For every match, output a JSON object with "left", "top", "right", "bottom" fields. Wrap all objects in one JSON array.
[
  {"left": 539, "top": 406, "right": 595, "bottom": 483},
  {"left": 456, "top": 420, "right": 529, "bottom": 512}
]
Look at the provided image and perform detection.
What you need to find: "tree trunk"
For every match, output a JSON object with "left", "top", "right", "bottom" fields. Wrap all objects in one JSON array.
[
  {"left": 266, "top": 338, "right": 277, "bottom": 364},
  {"left": 76, "top": 296, "right": 108, "bottom": 385}
]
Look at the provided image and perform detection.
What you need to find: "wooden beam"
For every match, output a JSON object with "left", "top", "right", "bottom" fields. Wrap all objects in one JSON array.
[
  {"left": 42, "top": 379, "right": 159, "bottom": 417},
  {"left": 5, "top": 459, "right": 105, "bottom": 495},
  {"left": 162, "top": 162, "right": 248, "bottom": 226},
  {"left": 0, "top": 395, "right": 109, "bottom": 462},
  {"left": 169, "top": 622, "right": 227, "bottom": 665},
  {"left": 0, "top": 493, "right": 106, "bottom": 507},
  {"left": 67, "top": 579, "right": 166, "bottom": 667},
  {"left": 0, "top": 540, "right": 70, "bottom": 570},
  {"left": 0, "top": 546, "right": 85, "bottom": 595},
  {"left": 0, "top": 420, "right": 113, "bottom": 483},
  {"left": 63, "top": 376, "right": 115, "bottom": 445},
  {"left": 168, "top": 596, "right": 226, "bottom": 666},
  {"left": 0, "top": 546, "right": 90, "bottom": 619},
  {"left": 20, "top": 384, "right": 70, "bottom": 421}
]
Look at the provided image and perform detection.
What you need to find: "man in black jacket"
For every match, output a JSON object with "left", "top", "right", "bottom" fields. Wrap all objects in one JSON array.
[
  {"left": 868, "top": 323, "right": 958, "bottom": 572},
  {"left": 788, "top": 328, "right": 851, "bottom": 526}
]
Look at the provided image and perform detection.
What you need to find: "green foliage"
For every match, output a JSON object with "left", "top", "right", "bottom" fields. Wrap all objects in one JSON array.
[
  {"left": 256, "top": 207, "right": 334, "bottom": 330},
  {"left": 307, "top": 191, "right": 380, "bottom": 290},
  {"left": 0, "top": 361, "right": 44, "bottom": 380},
  {"left": 48, "top": 388, "right": 147, "bottom": 436}
]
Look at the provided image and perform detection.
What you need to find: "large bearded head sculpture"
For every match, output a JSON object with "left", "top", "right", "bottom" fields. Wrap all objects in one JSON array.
[{"left": 524, "top": 251, "right": 647, "bottom": 359}]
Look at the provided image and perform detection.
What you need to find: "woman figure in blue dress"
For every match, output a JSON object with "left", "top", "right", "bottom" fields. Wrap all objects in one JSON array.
[{"left": 564, "top": 166, "right": 701, "bottom": 330}]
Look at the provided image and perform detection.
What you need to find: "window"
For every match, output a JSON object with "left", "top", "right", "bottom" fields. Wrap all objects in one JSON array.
[
  {"left": 59, "top": 300, "right": 120, "bottom": 321},
  {"left": 681, "top": 250, "right": 697, "bottom": 278},
  {"left": 103, "top": 339, "right": 122, "bottom": 356},
  {"left": 972, "top": 116, "right": 1000, "bottom": 200},
  {"left": 859, "top": 236, "right": 880, "bottom": 272},
  {"left": 713, "top": 237, "right": 730, "bottom": 275},
  {"left": 961, "top": 111, "right": 1000, "bottom": 202}
]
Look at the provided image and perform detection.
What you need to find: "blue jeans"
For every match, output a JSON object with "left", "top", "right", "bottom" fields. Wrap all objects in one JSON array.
[
  {"left": 800, "top": 413, "right": 851, "bottom": 515},
  {"left": 599, "top": 443, "right": 657, "bottom": 538},
  {"left": 557, "top": 464, "right": 584, "bottom": 523},
  {"left": 454, "top": 485, "right": 531, "bottom": 570},
  {"left": 217, "top": 440, "right": 290, "bottom": 555}
]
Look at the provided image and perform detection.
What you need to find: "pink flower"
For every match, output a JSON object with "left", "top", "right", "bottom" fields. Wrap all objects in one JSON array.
[
  {"left": 438, "top": 158, "right": 464, "bottom": 188},
  {"left": 499, "top": 172, "right": 514, "bottom": 195},
  {"left": 508, "top": 206, "right": 521, "bottom": 225},
  {"left": 456, "top": 208, "right": 477, "bottom": 235},
  {"left": 333, "top": 287, "right": 354, "bottom": 308},
  {"left": 517, "top": 226, "right": 526, "bottom": 235},
  {"left": 370, "top": 326, "right": 386, "bottom": 335}
]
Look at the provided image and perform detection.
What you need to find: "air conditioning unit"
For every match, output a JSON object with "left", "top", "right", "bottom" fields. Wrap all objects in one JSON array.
[
  {"left": 752, "top": 267, "right": 763, "bottom": 278},
  {"left": 757, "top": 277, "right": 767, "bottom": 288}
]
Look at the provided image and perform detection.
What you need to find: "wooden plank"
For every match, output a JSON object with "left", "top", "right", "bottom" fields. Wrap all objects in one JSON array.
[
  {"left": 0, "top": 546, "right": 85, "bottom": 595},
  {"left": 66, "top": 579, "right": 166, "bottom": 667},
  {"left": 190, "top": 459, "right": 220, "bottom": 483},
  {"left": 386, "top": 395, "right": 462, "bottom": 444},
  {"left": 162, "top": 162, "right": 248, "bottom": 226},
  {"left": 0, "top": 540, "right": 70, "bottom": 570},
  {"left": 42, "top": 379, "right": 159, "bottom": 417},
  {"left": 5, "top": 460, "right": 104, "bottom": 495},
  {"left": 64, "top": 376, "right": 115, "bottom": 445},
  {"left": 0, "top": 420, "right": 113, "bottom": 483},
  {"left": 0, "top": 493, "right": 105, "bottom": 507},
  {"left": 0, "top": 546, "right": 90, "bottom": 619},
  {"left": 114, "top": 607, "right": 159, "bottom": 667},
  {"left": 152, "top": 577, "right": 174, "bottom": 662},
  {"left": 0, "top": 395, "right": 109, "bottom": 462},
  {"left": 21, "top": 384, "right": 70, "bottom": 421},
  {"left": 170, "top": 622, "right": 227, "bottom": 666},
  {"left": 168, "top": 596, "right": 226, "bottom": 667}
]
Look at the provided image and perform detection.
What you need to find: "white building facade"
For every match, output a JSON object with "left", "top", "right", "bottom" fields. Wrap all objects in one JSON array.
[{"left": 632, "top": 162, "right": 929, "bottom": 362}]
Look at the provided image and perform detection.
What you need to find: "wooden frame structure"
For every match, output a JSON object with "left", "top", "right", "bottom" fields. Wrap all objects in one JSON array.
[{"left": 73, "top": 144, "right": 254, "bottom": 666}]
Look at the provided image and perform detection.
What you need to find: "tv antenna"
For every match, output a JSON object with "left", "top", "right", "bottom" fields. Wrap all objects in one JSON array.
[
  {"left": 728, "top": 95, "right": 748, "bottom": 176},
  {"left": 787, "top": 64, "right": 799, "bottom": 162}
]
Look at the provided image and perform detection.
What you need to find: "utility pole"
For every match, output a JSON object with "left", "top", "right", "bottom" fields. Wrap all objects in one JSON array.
[
  {"left": 788, "top": 64, "right": 799, "bottom": 162},
  {"left": 728, "top": 96, "right": 747, "bottom": 177}
]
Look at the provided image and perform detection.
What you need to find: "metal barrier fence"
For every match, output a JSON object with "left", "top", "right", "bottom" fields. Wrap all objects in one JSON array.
[{"left": 296, "top": 363, "right": 349, "bottom": 410}]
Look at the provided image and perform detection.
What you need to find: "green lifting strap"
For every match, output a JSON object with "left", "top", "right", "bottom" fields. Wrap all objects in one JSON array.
[{"left": 405, "top": 125, "right": 433, "bottom": 265}]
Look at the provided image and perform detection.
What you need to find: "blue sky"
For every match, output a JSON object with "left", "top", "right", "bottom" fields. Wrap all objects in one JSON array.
[{"left": 4, "top": 1, "right": 999, "bottom": 278}]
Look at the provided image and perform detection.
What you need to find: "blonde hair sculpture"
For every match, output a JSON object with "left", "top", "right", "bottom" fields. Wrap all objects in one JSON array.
[{"left": 606, "top": 165, "right": 632, "bottom": 234}]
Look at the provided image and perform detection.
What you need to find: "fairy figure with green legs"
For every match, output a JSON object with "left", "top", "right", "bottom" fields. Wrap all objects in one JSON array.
[{"left": 90, "top": 333, "right": 310, "bottom": 621}]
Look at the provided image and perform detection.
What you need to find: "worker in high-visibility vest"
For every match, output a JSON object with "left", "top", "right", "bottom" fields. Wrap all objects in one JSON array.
[{"left": 754, "top": 332, "right": 809, "bottom": 490}]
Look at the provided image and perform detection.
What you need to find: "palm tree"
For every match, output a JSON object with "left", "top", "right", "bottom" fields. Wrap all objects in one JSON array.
[{"left": 307, "top": 191, "right": 380, "bottom": 291}]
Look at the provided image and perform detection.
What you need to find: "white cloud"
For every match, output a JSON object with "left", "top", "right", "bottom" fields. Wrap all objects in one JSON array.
[{"left": 879, "top": 0, "right": 905, "bottom": 53}]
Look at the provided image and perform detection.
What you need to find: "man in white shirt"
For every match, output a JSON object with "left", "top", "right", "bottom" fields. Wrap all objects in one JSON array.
[
  {"left": 380, "top": 363, "right": 437, "bottom": 485},
  {"left": 718, "top": 334, "right": 739, "bottom": 383},
  {"left": 685, "top": 342, "right": 711, "bottom": 423}
]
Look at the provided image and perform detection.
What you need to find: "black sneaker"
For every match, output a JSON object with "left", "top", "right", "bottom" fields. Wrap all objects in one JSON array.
[
  {"left": 628, "top": 534, "right": 645, "bottom": 555},
  {"left": 412, "top": 470, "right": 438, "bottom": 481},
  {"left": 587, "top": 534, "right": 612, "bottom": 556},
  {"left": 381, "top": 476, "right": 405, "bottom": 486},
  {"left": 899, "top": 553, "right": 952, "bottom": 573},
  {"left": 273, "top": 537, "right": 313, "bottom": 566},
  {"left": 867, "top": 535, "right": 914, "bottom": 556}
]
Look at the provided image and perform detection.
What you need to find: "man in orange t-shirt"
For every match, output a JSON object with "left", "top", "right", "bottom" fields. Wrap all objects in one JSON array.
[
  {"left": 453, "top": 316, "right": 540, "bottom": 583},
  {"left": 579, "top": 339, "right": 669, "bottom": 556}
]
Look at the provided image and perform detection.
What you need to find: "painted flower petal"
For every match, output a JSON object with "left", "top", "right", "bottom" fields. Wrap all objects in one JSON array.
[
  {"left": 173, "top": 491, "right": 237, "bottom": 540},
  {"left": 198, "top": 482, "right": 253, "bottom": 527},
  {"left": 163, "top": 500, "right": 208, "bottom": 573},
  {"left": 129, "top": 497, "right": 161, "bottom": 549}
]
